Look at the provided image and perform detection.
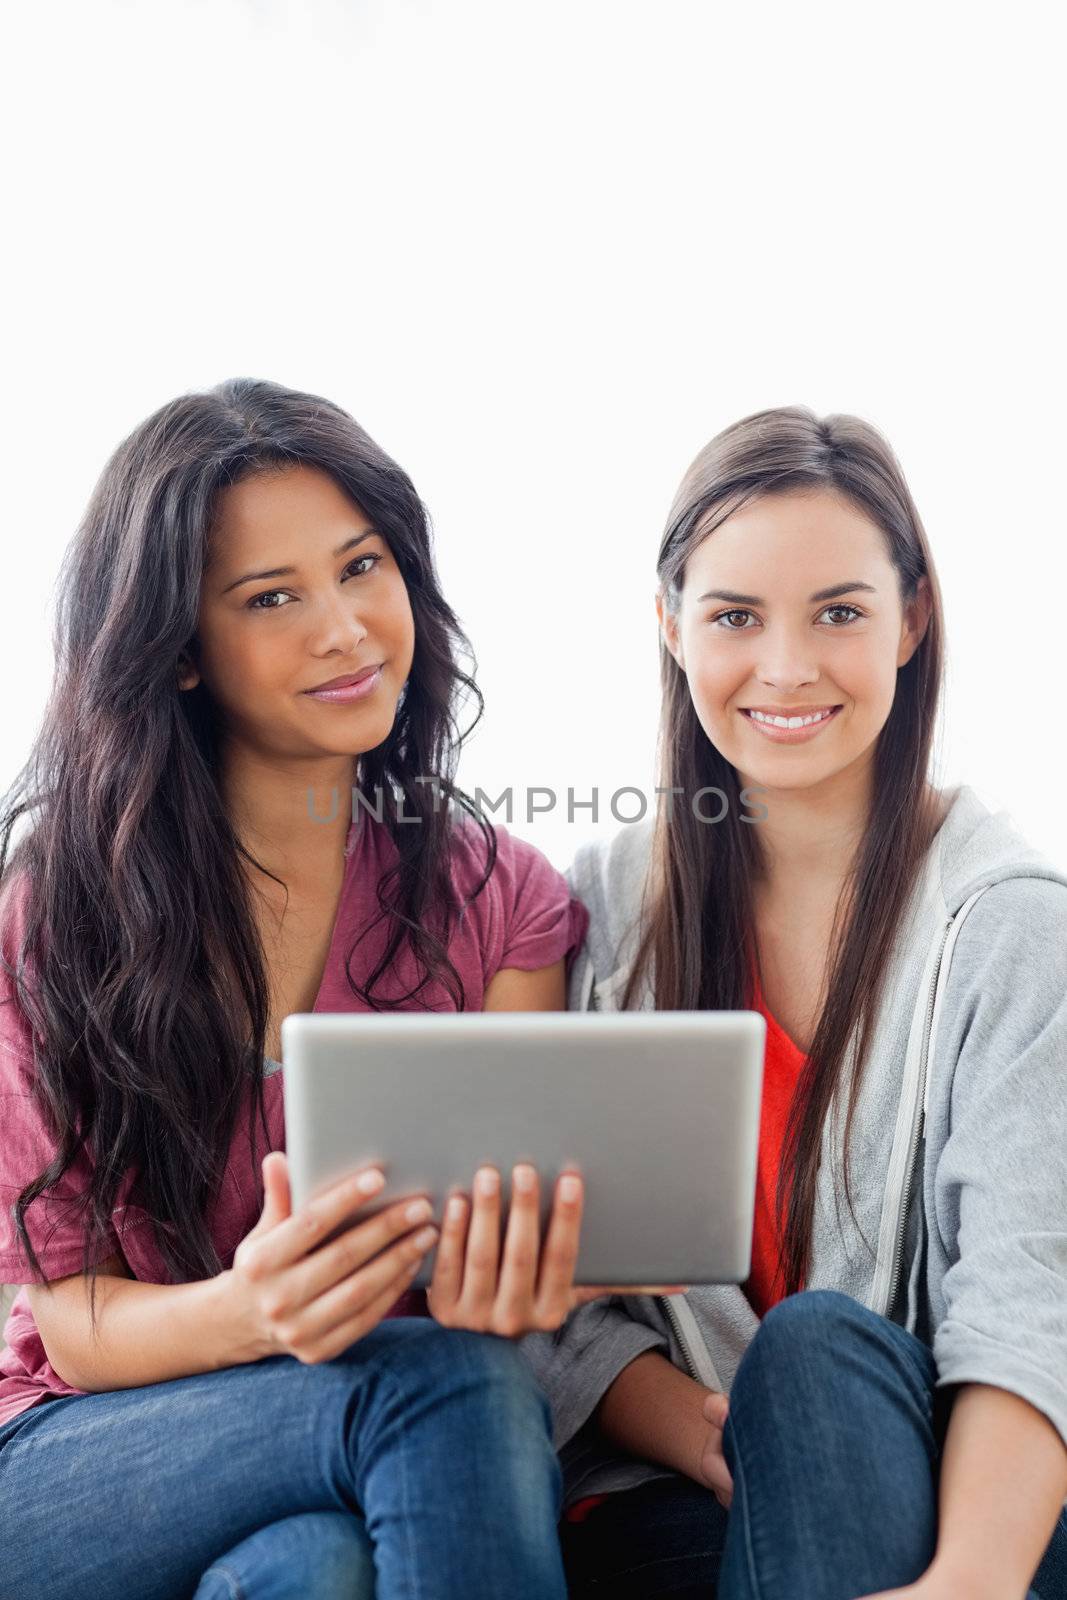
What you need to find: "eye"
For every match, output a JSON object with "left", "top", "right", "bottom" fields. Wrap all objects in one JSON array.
[
  {"left": 711, "top": 609, "right": 757, "bottom": 630},
  {"left": 818, "top": 604, "right": 864, "bottom": 625},
  {"left": 247, "top": 553, "right": 383, "bottom": 611},
  {"left": 344, "top": 553, "right": 382, "bottom": 581}
]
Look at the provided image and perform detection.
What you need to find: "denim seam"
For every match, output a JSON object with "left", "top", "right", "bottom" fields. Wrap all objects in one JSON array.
[
  {"left": 202, "top": 1560, "right": 244, "bottom": 1600},
  {"left": 375, "top": 1360, "right": 423, "bottom": 1600},
  {"left": 727, "top": 1417, "right": 764, "bottom": 1600}
]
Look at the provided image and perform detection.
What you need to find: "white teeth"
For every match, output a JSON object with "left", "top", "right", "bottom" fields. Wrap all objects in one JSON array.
[{"left": 748, "top": 708, "right": 834, "bottom": 729}]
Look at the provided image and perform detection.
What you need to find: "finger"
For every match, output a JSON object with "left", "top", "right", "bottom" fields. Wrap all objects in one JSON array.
[
  {"left": 285, "top": 1220, "right": 439, "bottom": 1351},
  {"left": 242, "top": 1165, "right": 387, "bottom": 1275},
  {"left": 533, "top": 1172, "right": 583, "bottom": 1326},
  {"left": 428, "top": 1189, "right": 470, "bottom": 1311},
  {"left": 256, "top": 1151, "right": 291, "bottom": 1231},
  {"left": 703, "top": 1392, "right": 729, "bottom": 1424},
  {"left": 702, "top": 1450, "right": 734, "bottom": 1499},
  {"left": 493, "top": 1164, "right": 541, "bottom": 1333},
  {"left": 293, "top": 1193, "right": 436, "bottom": 1305},
  {"left": 293, "top": 1248, "right": 429, "bottom": 1365},
  {"left": 459, "top": 1166, "right": 502, "bottom": 1309}
]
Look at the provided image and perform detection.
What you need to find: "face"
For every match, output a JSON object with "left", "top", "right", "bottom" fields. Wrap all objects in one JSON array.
[
  {"left": 655, "top": 487, "right": 931, "bottom": 797},
  {"left": 178, "top": 463, "right": 416, "bottom": 761}
]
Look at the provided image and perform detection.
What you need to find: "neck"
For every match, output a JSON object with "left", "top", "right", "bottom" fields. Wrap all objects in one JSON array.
[
  {"left": 745, "top": 752, "right": 876, "bottom": 901},
  {"left": 220, "top": 747, "right": 358, "bottom": 889}
]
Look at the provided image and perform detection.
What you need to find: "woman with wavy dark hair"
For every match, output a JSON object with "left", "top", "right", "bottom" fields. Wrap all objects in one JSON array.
[
  {"left": 525, "top": 406, "right": 1067, "bottom": 1599},
  {"left": 0, "top": 377, "right": 598, "bottom": 1599}
]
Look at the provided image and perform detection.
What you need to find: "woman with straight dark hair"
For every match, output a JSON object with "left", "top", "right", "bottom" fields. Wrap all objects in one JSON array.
[
  {"left": 524, "top": 406, "right": 1067, "bottom": 1599},
  {"left": 0, "top": 377, "right": 603, "bottom": 1599}
]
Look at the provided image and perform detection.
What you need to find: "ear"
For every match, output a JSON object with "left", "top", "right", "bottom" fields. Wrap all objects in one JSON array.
[
  {"left": 176, "top": 650, "right": 200, "bottom": 692},
  {"left": 655, "top": 590, "right": 685, "bottom": 672},
  {"left": 897, "top": 575, "right": 933, "bottom": 669}
]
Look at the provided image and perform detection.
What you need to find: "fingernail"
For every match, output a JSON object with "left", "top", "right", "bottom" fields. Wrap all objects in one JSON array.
[
  {"left": 559, "top": 1174, "right": 582, "bottom": 1202},
  {"left": 512, "top": 1164, "right": 536, "bottom": 1193},
  {"left": 414, "top": 1225, "right": 438, "bottom": 1250},
  {"left": 405, "top": 1198, "right": 433, "bottom": 1224},
  {"left": 476, "top": 1167, "right": 499, "bottom": 1196},
  {"left": 447, "top": 1195, "right": 467, "bottom": 1222},
  {"left": 356, "top": 1169, "right": 385, "bottom": 1194}
]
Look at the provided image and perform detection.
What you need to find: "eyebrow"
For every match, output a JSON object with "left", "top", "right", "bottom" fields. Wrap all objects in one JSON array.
[
  {"left": 221, "top": 531, "right": 380, "bottom": 595},
  {"left": 696, "top": 580, "right": 878, "bottom": 605}
]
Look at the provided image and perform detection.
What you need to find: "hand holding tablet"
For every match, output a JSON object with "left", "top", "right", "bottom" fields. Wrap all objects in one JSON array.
[
  {"left": 424, "top": 1161, "right": 685, "bottom": 1338},
  {"left": 227, "top": 1148, "right": 684, "bottom": 1357},
  {"left": 225, "top": 1152, "right": 440, "bottom": 1366}
]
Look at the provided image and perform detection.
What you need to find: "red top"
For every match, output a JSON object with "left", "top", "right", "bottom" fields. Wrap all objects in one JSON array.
[
  {"left": 565, "top": 961, "right": 808, "bottom": 1525},
  {"left": 739, "top": 961, "right": 808, "bottom": 1317},
  {"left": 0, "top": 816, "right": 589, "bottom": 1427}
]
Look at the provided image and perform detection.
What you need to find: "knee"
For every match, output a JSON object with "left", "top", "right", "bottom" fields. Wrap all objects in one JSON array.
[
  {"left": 731, "top": 1289, "right": 866, "bottom": 1401},
  {"left": 357, "top": 1319, "right": 554, "bottom": 1440},
  {"left": 348, "top": 1322, "right": 561, "bottom": 1514},
  {"left": 759, "top": 1287, "right": 865, "bottom": 1350},
  {"left": 413, "top": 1323, "right": 552, "bottom": 1428},
  {"left": 194, "top": 1511, "right": 375, "bottom": 1600}
]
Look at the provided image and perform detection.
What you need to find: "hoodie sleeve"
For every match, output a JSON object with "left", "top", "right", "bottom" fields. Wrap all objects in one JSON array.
[
  {"left": 930, "top": 874, "right": 1067, "bottom": 1451},
  {"left": 520, "top": 1295, "right": 671, "bottom": 1451}
]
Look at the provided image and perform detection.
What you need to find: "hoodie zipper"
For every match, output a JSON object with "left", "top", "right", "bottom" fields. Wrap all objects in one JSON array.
[
  {"left": 659, "top": 1293, "right": 700, "bottom": 1381},
  {"left": 882, "top": 915, "right": 951, "bottom": 1318}
]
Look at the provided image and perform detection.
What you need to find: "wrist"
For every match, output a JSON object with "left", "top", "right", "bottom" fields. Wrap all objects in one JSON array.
[
  {"left": 208, "top": 1268, "right": 273, "bottom": 1369},
  {"left": 678, "top": 1385, "right": 716, "bottom": 1486},
  {"left": 928, "top": 1551, "right": 1019, "bottom": 1600}
]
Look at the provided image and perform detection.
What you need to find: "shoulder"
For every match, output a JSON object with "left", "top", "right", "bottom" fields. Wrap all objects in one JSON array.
[
  {"left": 447, "top": 818, "right": 588, "bottom": 975},
  {"left": 567, "top": 816, "right": 655, "bottom": 906},
  {"left": 948, "top": 874, "right": 1067, "bottom": 984},
  {"left": 447, "top": 817, "right": 569, "bottom": 904},
  {"left": 932, "top": 874, "right": 1067, "bottom": 1110},
  {"left": 565, "top": 818, "right": 657, "bottom": 977}
]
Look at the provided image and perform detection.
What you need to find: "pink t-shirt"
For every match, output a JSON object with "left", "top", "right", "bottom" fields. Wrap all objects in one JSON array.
[{"left": 0, "top": 815, "right": 589, "bottom": 1427}]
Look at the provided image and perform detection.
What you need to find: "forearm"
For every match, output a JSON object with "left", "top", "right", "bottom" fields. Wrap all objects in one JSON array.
[
  {"left": 930, "top": 1383, "right": 1067, "bottom": 1598},
  {"left": 595, "top": 1348, "right": 710, "bottom": 1480},
  {"left": 43, "top": 1269, "right": 257, "bottom": 1392}
]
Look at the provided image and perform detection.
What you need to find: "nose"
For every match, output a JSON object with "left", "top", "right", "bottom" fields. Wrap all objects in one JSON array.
[
  {"left": 753, "top": 629, "right": 820, "bottom": 694},
  {"left": 305, "top": 588, "right": 370, "bottom": 655}
]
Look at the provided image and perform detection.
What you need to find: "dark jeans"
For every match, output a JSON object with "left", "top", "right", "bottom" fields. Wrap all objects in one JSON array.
[
  {"left": 561, "top": 1290, "right": 1067, "bottom": 1600},
  {"left": 0, "top": 1318, "right": 567, "bottom": 1600}
]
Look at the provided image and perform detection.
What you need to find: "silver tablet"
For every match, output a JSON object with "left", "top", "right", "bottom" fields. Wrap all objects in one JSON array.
[{"left": 281, "top": 1010, "right": 766, "bottom": 1287}]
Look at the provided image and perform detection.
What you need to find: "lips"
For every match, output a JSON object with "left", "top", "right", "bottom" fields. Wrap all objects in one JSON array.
[
  {"left": 304, "top": 665, "right": 382, "bottom": 693},
  {"left": 739, "top": 704, "right": 842, "bottom": 741}
]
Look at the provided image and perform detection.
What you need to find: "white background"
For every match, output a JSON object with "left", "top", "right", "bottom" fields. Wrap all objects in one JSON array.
[{"left": 3, "top": 0, "right": 1064, "bottom": 870}]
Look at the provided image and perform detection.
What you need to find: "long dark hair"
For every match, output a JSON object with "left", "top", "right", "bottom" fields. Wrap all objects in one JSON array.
[
  {"left": 622, "top": 405, "right": 946, "bottom": 1295},
  {"left": 0, "top": 377, "right": 496, "bottom": 1326}
]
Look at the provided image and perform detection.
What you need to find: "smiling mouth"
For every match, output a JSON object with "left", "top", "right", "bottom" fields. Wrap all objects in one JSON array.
[{"left": 740, "top": 705, "right": 842, "bottom": 733}]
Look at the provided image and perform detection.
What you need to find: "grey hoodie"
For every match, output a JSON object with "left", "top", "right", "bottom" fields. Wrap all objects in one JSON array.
[{"left": 522, "top": 784, "right": 1067, "bottom": 1509}]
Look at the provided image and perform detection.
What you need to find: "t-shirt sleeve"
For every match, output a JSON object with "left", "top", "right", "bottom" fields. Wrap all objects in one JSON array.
[
  {"left": 484, "top": 826, "right": 590, "bottom": 977},
  {"left": 0, "top": 871, "right": 122, "bottom": 1282}
]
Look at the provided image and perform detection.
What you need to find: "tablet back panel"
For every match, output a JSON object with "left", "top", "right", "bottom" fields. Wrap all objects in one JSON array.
[{"left": 281, "top": 1010, "right": 765, "bottom": 1286}]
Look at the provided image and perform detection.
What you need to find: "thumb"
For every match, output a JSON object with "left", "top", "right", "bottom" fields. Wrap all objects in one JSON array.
[
  {"left": 252, "top": 1150, "right": 291, "bottom": 1235},
  {"left": 703, "top": 1390, "right": 729, "bottom": 1423}
]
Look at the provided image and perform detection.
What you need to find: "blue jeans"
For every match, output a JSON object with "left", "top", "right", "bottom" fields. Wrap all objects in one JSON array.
[
  {"left": 0, "top": 1317, "right": 567, "bottom": 1600},
  {"left": 561, "top": 1290, "right": 1067, "bottom": 1599}
]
